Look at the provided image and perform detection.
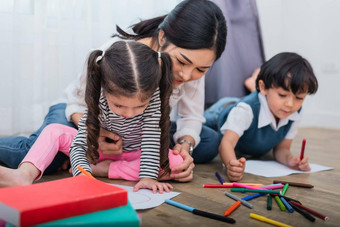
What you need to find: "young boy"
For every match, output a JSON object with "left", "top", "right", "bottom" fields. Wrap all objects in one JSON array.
[{"left": 204, "top": 52, "right": 318, "bottom": 181}]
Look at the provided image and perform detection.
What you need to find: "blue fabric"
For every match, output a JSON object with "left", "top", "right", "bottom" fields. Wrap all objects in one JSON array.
[
  {"left": 0, "top": 103, "right": 76, "bottom": 173},
  {"left": 205, "top": 92, "right": 294, "bottom": 157},
  {"left": 170, "top": 122, "right": 220, "bottom": 163}
]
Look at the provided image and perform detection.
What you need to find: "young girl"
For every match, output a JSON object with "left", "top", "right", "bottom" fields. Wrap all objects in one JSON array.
[
  {"left": 0, "top": 41, "right": 183, "bottom": 193},
  {"left": 0, "top": 0, "right": 227, "bottom": 181},
  {"left": 204, "top": 52, "right": 318, "bottom": 181}
]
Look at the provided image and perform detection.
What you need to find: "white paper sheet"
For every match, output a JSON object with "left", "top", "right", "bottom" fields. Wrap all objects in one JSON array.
[
  {"left": 111, "top": 184, "right": 180, "bottom": 210},
  {"left": 244, "top": 160, "right": 333, "bottom": 177}
]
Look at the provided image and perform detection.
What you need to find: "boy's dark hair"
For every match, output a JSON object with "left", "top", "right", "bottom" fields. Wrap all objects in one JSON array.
[
  {"left": 256, "top": 52, "right": 318, "bottom": 94},
  {"left": 85, "top": 41, "right": 173, "bottom": 174},
  {"left": 114, "top": 0, "right": 227, "bottom": 61}
]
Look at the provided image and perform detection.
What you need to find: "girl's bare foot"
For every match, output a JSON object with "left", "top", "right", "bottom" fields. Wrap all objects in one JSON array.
[{"left": 0, "top": 163, "right": 40, "bottom": 188}]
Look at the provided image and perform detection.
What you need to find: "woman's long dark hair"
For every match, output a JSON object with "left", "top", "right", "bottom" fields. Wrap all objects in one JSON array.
[
  {"left": 85, "top": 41, "right": 173, "bottom": 174},
  {"left": 115, "top": 0, "right": 227, "bottom": 61}
]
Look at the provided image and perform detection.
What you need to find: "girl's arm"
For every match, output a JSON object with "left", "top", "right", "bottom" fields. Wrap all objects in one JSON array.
[
  {"left": 69, "top": 113, "right": 92, "bottom": 176},
  {"left": 273, "top": 139, "right": 311, "bottom": 171},
  {"left": 219, "top": 130, "right": 246, "bottom": 181}
]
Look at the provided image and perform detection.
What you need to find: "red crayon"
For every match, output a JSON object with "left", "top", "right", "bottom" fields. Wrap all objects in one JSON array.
[
  {"left": 203, "top": 184, "right": 233, "bottom": 188},
  {"left": 290, "top": 201, "right": 329, "bottom": 221},
  {"left": 300, "top": 139, "right": 306, "bottom": 160}
]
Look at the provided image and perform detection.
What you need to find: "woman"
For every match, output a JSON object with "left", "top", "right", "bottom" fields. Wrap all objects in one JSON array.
[{"left": 0, "top": 0, "right": 227, "bottom": 182}]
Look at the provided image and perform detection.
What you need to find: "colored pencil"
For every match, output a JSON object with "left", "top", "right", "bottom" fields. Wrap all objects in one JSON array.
[
  {"left": 165, "top": 199, "right": 235, "bottom": 223},
  {"left": 203, "top": 184, "right": 233, "bottom": 188},
  {"left": 290, "top": 201, "right": 328, "bottom": 221},
  {"left": 267, "top": 194, "right": 272, "bottom": 210},
  {"left": 231, "top": 188, "right": 281, "bottom": 194},
  {"left": 215, "top": 172, "right": 225, "bottom": 184},
  {"left": 300, "top": 138, "right": 306, "bottom": 160},
  {"left": 77, "top": 165, "right": 96, "bottom": 179},
  {"left": 224, "top": 191, "right": 253, "bottom": 208},
  {"left": 273, "top": 180, "right": 314, "bottom": 188},
  {"left": 289, "top": 202, "right": 315, "bottom": 222},
  {"left": 224, "top": 201, "right": 241, "bottom": 216},
  {"left": 250, "top": 213, "right": 292, "bottom": 227}
]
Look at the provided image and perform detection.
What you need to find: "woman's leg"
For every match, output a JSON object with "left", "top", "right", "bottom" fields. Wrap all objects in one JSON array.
[
  {"left": 0, "top": 124, "right": 77, "bottom": 187},
  {"left": 0, "top": 103, "right": 76, "bottom": 172}
]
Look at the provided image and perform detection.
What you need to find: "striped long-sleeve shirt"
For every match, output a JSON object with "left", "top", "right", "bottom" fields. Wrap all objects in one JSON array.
[{"left": 70, "top": 89, "right": 161, "bottom": 179}]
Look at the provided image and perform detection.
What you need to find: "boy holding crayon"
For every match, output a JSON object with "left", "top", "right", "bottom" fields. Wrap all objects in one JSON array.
[{"left": 204, "top": 52, "right": 318, "bottom": 181}]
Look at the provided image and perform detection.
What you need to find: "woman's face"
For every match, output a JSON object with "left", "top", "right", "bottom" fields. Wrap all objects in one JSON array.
[{"left": 162, "top": 44, "right": 216, "bottom": 88}]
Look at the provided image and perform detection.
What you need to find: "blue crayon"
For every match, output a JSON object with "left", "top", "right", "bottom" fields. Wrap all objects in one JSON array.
[
  {"left": 242, "top": 193, "right": 264, "bottom": 201},
  {"left": 280, "top": 197, "right": 294, "bottom": 213},
  {"left": 215, "top": 172, "right": 225, "bottom": 184},
  {"left": 165, "top": 199, "right": 194, "bottom": 212}
]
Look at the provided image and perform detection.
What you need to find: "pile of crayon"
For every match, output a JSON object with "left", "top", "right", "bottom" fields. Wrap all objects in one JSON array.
[{"left": 201, "top": 172, "right": 328, "bottom": 226}]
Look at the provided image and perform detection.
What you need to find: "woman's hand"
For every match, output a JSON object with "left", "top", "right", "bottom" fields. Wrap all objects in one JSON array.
[
  {"left": 170, "top": 143, "right": 194, "bottom": 182},
  {"left": 226, "top": 157, "right": 246, "bottom": 182},
  {"left": 98, "top": 128, "right": 123, "bottom": 155},
  {"left": 133, "top": 178, "right": 173, "bottom": 194}
]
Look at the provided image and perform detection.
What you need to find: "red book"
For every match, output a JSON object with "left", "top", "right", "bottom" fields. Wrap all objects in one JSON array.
[{"left": 0, "top": 176, "right": 127, "bottom": 227}]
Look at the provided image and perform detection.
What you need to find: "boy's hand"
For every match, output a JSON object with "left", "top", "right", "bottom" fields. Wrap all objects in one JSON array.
[
  {"left": 133, "top": 178, "right": 173, "bottom": 194},
  {"left": 226, "top": 157, "right": 246, "bottom": 182},
  {"left": 287, "top": 156, "right": 311, "bottom": 171}
]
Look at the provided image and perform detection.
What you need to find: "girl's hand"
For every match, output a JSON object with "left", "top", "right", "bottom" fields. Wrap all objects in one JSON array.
[
  {"left": 133, "top": 178, "right": 173, "bottom": 194},
  {"left": 226, "top": 157, "right": 246, "bottom": 182},
  {"left": 170, "top": 144, "right": 194, "bottom": 182},
  {"left": 287, "top": 156, "right": 311, "bottom": 171},
  {"left": 98, "top": 128, "right": 123, "bottom": 155},
  {"left": 90, "top": 160, "right": 112, "bottom": 177}
]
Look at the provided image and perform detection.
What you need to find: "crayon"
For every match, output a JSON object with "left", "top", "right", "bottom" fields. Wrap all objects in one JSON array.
[
  {"left": 279, "top": 195, "right": 302, "bottom": 205},
  {"left": 77, "top": 165, "right": 96, "bottom": 179},
  {"left": 231, "top": 188, "right": 281, "bottom": 194},
  {"left": 273, "top": 180, "right": 314, "bottom": 188},
  {"left": 290, "top": 201, "right": 328, "bottom": 221},
  {"left": 300, "top": 138, "right": 306, "bottom": 160},
  {"left": 242, "top": 193, "right": 264, "bottom": 201},
  {"left": 259, "top": 183, "right": 284, "bottom": 190},
  {"left": 274, "top": 195, "right": 286, "bottom": 211},
  {"left": 203, "top": 184, "right": 233, "bottom": 188},
  {"left": 224, "top": 183, "right": 264, "bottom": 187},
  {"left": 250, "top": 213, "right": 292, "bottom": 227},
  {"left": 281, "top": 183, "right": 289, "bottom": 196},
  {"left": 267, "top": 194, "right": 272, "bottom": 210},
  {"left": 165, "top": 199, "right": 235, "bottom": 223},
  {"left": 215, "top": 172, "right": 225, "bottom": 184},
  {"left": 289, "top": 202, "right": 315, "bottom": 222},
  {"left": 223, "top": 182, "right": 264, "bottom": 187},
  {"left": 224, "top": 191, "right": 253, "bottom": 208},
  {"left": 280, "top": 197, "right": 294, "bottom": 213},
  {"left": 224, "top": 201, "right": 241, "bottom": 216}
]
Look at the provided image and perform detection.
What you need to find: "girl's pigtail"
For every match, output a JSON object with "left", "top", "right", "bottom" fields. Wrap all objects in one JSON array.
[
  {"left": 158, "top": 52, "right": 173, "bottom": 175},
  {"left": 84, "top": 50, "right": 103, "bottom": 163}
]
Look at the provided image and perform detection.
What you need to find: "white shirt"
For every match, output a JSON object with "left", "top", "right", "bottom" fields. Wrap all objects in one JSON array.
[
  {"left": 62, "top": 37, "right": 205, "bottom": 147},
  {"left": 220, "top": 93, "right": 301, "bottom": 139}
]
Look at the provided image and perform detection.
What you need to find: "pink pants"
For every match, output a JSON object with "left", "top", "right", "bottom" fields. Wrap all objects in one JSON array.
[{"left": 21, "top": 124, "right": 183, "bottom": 181}]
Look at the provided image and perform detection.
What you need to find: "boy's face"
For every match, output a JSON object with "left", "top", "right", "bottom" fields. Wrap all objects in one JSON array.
[
  {"left": 258, "top": 80, "right": 308, "bottom": 120},
  {"left": 105, "top": 93, "right": 150, "bottom": 119}
]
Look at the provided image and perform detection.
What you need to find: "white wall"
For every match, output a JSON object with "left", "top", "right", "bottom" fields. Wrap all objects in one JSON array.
[{"left": 257, "top": 0, "right": 340, "bottom": 129}]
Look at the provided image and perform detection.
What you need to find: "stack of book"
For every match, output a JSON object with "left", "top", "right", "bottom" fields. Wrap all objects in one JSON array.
[{"left": 0, "top": 176, "right": 140, "bottom": 227}]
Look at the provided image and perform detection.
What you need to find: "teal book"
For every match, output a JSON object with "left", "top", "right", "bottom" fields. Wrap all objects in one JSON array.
[{"left": 7, "top": 202, "right": 139, "bottom": 227}]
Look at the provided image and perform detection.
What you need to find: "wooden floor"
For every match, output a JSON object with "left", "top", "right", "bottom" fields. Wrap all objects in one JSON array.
[{"left": 39, "top": 127, "right": 340, "bottom": 227}]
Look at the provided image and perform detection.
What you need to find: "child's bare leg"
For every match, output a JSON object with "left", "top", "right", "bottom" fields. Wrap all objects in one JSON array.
[
  {"left": 244, "top": 68, "right": 260, "bottom": 92},
  {"left": 0, "top": 162, "right": 40, "bottom": 188}
]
